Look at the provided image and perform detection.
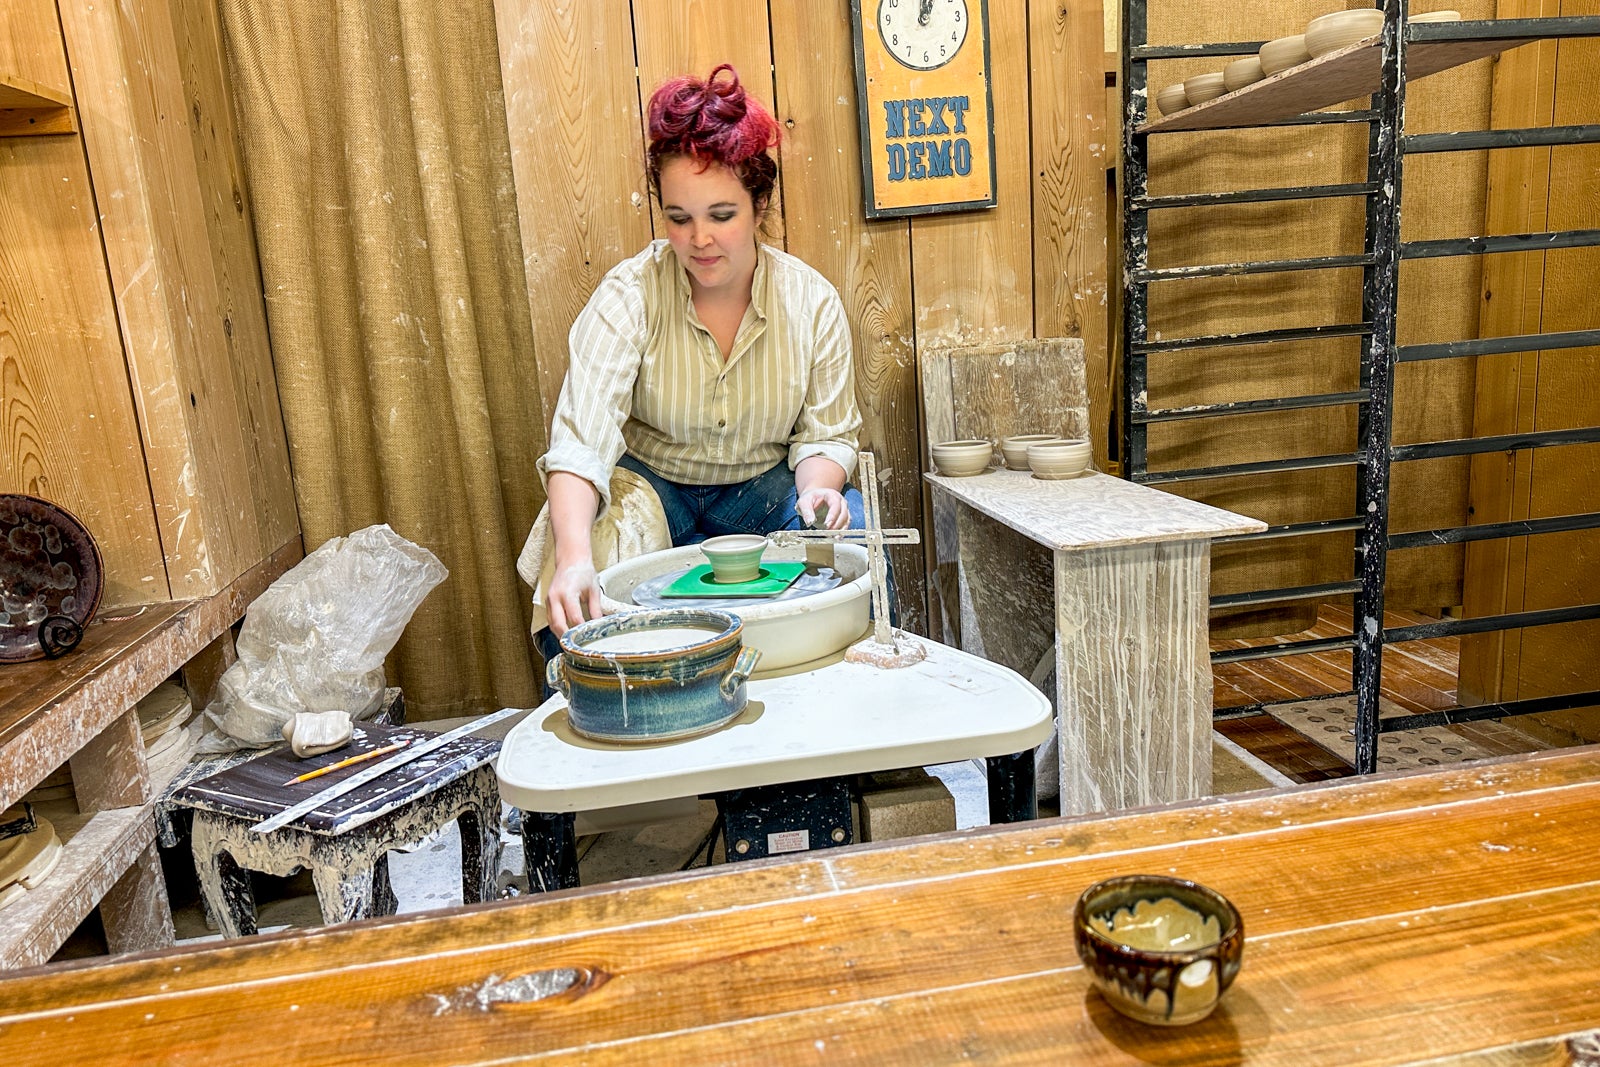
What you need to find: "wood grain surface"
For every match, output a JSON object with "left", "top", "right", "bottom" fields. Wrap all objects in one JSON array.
[
  {"left": 0, "top": 0, "right": 169, "bottom": 608},
  {"left": 1459, "top": 0, "right": 1600, "bottom": 743},
  {"left": 4, "top": 745, "right": 1600, "bottom": 1064}
]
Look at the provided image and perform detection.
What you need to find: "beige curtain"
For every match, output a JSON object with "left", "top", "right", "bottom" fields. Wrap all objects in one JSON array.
[{"left": 218, "top": 0, "right": 546, "bottom": 718}]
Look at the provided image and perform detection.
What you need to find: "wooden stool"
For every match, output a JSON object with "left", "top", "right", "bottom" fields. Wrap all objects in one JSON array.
[{"left": 172, "top": 723, "right": 501, "bottom": 938}]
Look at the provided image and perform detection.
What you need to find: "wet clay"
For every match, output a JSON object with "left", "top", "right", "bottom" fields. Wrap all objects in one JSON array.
[{"left": 581, "top": 627, "right": 720, "bottom": 654}]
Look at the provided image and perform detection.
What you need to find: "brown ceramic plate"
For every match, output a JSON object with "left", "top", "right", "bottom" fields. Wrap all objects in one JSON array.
[{"left": 0, "top": 495, "right": 103, "bottom": 662}]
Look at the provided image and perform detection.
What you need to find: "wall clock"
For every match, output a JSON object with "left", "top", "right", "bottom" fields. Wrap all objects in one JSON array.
[{"left": 850, "top": 0, "right": 997, "bottom": 219}]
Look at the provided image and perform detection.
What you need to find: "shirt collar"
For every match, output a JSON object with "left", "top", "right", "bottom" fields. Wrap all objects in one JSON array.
[{"left": 670, "top": 242, "right": 772, "bottom": 323}]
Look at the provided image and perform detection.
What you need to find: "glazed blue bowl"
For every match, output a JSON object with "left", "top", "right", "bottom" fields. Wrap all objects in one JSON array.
[{"left": 548, "top": 609, "right": 761, "bottom": 743}]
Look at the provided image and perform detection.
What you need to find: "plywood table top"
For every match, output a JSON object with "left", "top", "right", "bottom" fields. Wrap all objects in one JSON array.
[
  {"left": 3, "top": 745, "right": 1599, "bottom": 1065},
  {"left": 927, "top": 468, "right": 1266, "bottom": 550},
  {"left": 497, "top": 637, "right": 1052, "bottom": 812}
]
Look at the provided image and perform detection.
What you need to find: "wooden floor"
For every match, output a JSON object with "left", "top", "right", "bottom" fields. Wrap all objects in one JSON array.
[{"left": 1210, "top": 604, "right": 1545, "bottom": 784}]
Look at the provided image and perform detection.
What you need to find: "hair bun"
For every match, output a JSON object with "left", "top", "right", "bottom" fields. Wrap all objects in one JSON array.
[{"left": 647, "top": 63, "right": 780, "bottom": 167}]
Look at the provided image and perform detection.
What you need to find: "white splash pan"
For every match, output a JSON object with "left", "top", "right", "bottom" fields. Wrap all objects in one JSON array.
[{"left": 598, "top": 543, "right": 871, "bottom": 672}]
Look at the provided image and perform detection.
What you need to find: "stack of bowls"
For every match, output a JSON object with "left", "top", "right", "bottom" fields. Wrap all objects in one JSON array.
[
  {"left": 1259, "top": 33, "right": 1313, "bottom": 75},
  {"left": 1183, "top": 72, "right": 1228, "bottom": 107},
  {"left": 1222, "top": 56, "right": 1265, "bottom": 93},
  {"left": 1304, "top": 9, "right": 1385, "bottom": 57},
  {"left": 1001, "top": 434, "right": 1061, "bottom": 470},
  {"left": 1027, "top": 439, "right": 1093, "bottom": 480},
  {"left": 930, "top": 439, "right": 994, "bottom": 477},
  {"left": 1155, "top": 83, "right": 1191, "bottom": 117}
]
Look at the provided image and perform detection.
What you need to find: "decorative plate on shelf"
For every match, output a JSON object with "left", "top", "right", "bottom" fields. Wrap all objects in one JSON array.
[{"left": 0, "top": 495, "right": 103, "bottom": 662}]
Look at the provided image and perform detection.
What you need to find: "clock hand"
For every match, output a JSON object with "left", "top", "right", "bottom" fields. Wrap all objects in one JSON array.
[{"left": 918, "top": 0, "right": 934, "bottom": 27}]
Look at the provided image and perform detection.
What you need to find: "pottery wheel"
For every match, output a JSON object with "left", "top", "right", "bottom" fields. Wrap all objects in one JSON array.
[{"left": 629, "top": 562, "right": 846, "bottom": 610}]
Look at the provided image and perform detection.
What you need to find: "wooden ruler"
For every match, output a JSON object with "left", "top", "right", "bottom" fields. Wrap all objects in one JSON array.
[{"left": 249, "top": 705, "right": 528, "bottom": 834}]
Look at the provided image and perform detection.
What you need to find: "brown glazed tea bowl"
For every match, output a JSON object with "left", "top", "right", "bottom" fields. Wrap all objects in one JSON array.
[{"left": 1073, "top": 874, "right": 1245, "bottom": 1026}]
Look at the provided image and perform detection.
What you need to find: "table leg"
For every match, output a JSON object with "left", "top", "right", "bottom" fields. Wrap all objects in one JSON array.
[
  {"left": 190, "top": 819, "right": 258, "bottom": 938},
  {"left": 458, "top": 781, "right": 504, "bottom": 904},
  {"left": 521, "top": 811, "right": 579, "bottom": 892},
  {"left": 1054, "top": 540, "right": 1213, "bottom": 815},
  {"left": 986, "top": 751, "right": 1036, "bottom": 823},
  {"left": 309, "top": 850, "right": 394, "bottom": 925}
]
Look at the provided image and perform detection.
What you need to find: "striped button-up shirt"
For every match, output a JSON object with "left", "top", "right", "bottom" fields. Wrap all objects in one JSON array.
[{"left": 537, "top": 240, "right": 861, "bottom": 509}]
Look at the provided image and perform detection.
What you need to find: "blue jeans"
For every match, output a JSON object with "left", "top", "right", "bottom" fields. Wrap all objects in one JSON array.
[{"left": 616, "top": 454, "right": 865, "bottom": 543}]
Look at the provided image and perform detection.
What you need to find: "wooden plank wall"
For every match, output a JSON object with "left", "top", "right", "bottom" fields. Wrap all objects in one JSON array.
[
  {"left": 1138, "top": 0, "right": 1495, "bottom": 632},
  {"left": 494, "top": 0, "right": 1111, "bottom": 632},
  {"left": 0, "top": 0, "right": 297, "bottom": 608},
  {"left": 0, "top": 0, "right": 168, "bottom": 606},
  {"left": 1459, "top": 0, "right": 1600, "bottom": 742}
]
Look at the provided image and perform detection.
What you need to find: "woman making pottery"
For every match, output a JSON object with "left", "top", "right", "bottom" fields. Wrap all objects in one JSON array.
[{"left": 536, "top": 64, "right": 867, "bottom": 639}]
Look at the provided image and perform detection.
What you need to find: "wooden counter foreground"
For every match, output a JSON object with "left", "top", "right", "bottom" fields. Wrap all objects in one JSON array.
[{"left": 4, "top": 746, "right": 1600, "bottom": 1065}]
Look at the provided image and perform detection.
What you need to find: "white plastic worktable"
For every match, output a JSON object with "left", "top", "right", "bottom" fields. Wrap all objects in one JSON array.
[{"left": 496, "top": 638, "right": 1051, "bottom": 814}]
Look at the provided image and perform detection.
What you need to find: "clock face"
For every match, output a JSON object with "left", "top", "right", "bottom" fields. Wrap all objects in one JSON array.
[{"left": 877, "top": 0, "right": 969, "bottom": 71}]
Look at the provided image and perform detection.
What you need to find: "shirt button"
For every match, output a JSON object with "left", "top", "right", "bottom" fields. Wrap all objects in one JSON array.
[{"left": 717, "top": 419, "right": 727, "bottom": 428}]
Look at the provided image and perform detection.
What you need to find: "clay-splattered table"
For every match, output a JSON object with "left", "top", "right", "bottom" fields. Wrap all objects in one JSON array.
[
  {"left": 926, "top": 468, "right": 1264, "bottom": 815},
  {"left": 171, "top": 722, "right": 501, "bottom": 937}
]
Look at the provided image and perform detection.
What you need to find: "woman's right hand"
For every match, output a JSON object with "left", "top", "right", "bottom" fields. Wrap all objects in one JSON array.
[{"left": 546, "top": 559, "right": 603, "bottom": 636}]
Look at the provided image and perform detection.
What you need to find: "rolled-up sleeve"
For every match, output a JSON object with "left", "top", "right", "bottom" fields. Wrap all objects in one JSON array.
[
  {"left": 788, "top": 286, "right": 862, "bottom": 480},
  {"left": 536, "top": 271, "right": 647, "bottom": 511}
]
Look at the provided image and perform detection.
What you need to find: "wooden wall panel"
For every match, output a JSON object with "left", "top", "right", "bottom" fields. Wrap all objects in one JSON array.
[
  {"left": 167, "top": 0, "right": 299, "bottom": 566},
  {"left": 492, "top": 0, "right": 651, "bottom": 412},
  {"left": 631, "top": 0, "right": 783, "bottom": 248},
  {"left": 0, "top": 0, "right": 69, "bottom": 95},
  {"left": 60, "top": 0, "right": 298, "bottom": 600},
  {"left": 1458, "top": 0, "right": 1559, "bottom": 705},
  {"left": 1461, "top": 0, "right": 1600, "bottom": 740},
  {"left": 0, "top": 10, "right": 167, "bottom": 606},
  {"left": 769, "top": 2, "right": 925, "bottom": 634},
  {"left": 1031, "top": 0, "right": 1111, "bottom": 469},
  {"left": 911, "top": 0, "right": 1034, "bottom": 347}
]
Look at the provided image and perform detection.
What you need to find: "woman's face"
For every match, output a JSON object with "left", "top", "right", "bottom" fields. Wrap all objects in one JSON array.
[{"left": 658, "top": 156, "right": 761, "bottom": 297}]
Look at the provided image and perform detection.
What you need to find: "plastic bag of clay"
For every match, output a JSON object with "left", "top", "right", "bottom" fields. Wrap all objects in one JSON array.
[{"left": 196, "top": 524, "right": 447, "bottom": 753}]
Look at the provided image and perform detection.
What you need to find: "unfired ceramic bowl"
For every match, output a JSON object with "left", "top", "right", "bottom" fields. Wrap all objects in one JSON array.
[
  {"left": 1028, "top": 439, "right": 1093, "bottom": 480},
  {"left": 1183, "top": 72, "right": 1228, "bottom": 106},
  {"left": 1259, "top": 33, "right": 1312, "bottom": 75},
  {"left": 699, "top": 534, "right": 768, "bottom": 584},
  {"left": 1223, "top": 56, "right": 1265, "bottom": 92},
  {"left": 1001, "top": 434, "right": 1062, "bottom": 470},
  {"left": 1305, "top": 9, "right": 1385, "bottom": 57},
  {"left": 931, "top": 440, "right": 995, "bottom": 477},
  {"left": 1411, "top": 9, "right": 1461, "bottom": 22},
  {"left": 1074, "top": 875, "right": 1245, "bottom": 1027},
  {"left": 1155, "top": 83, "right": 1191, "bottom": 116}
]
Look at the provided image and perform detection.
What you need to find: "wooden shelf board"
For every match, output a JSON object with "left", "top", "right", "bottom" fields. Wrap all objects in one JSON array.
[
  {"left": 0, "top": 802, "right": 153, "bottom": 969},
  {"left": 0, "top": 72, "right": 75, "bottom": 137},
  {"left": 1139, "top": 33, "right": 1537, "bottom": 134},
  {"left": 0, "top": 537, "right": 301, "bottom": 810},
  {"left": 0, "top": 74, "right": 71, "bottom": 110}
]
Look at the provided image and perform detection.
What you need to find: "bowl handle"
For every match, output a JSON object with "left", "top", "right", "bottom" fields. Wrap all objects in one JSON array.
[
  {"left": 545, "top": 653, "right": 569, "bottom": 699},
  {"left": 720, "top": 646, "right": 763, "bottom": 698}
]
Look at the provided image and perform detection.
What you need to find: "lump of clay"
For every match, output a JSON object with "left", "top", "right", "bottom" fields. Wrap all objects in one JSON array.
[{"left": 281, "top": 710, "right": 353, "bottom": 758}]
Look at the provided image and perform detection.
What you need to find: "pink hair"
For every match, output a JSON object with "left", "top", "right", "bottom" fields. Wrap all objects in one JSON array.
[{"left": 647, "top": 64, "right": 780, "bottom": 209}]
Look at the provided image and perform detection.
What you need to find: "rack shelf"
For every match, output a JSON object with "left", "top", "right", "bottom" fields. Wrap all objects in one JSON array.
[
  {"left": 1139, "top": 28, "right": 1533, "bottom": 134},
  {"left": 0, "top": 72, "right": 75, "bottom": 137},
  {"left": 0, "top": 541, "right": 297, "bottom": 965}
]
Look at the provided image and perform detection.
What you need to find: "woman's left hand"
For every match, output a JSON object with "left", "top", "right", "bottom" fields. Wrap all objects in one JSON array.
[{"left": 797, "top": 487, "right": 849, "bottom": 530}]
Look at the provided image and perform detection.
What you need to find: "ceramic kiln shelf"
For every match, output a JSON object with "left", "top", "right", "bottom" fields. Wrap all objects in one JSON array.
[{"left": 599, "top": 544, "right": 872, "bottom": 672}]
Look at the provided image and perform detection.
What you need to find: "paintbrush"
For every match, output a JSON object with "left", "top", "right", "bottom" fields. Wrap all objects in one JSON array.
[{"left": 283, "top": 739, "right": 409, "bottom": 786}]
